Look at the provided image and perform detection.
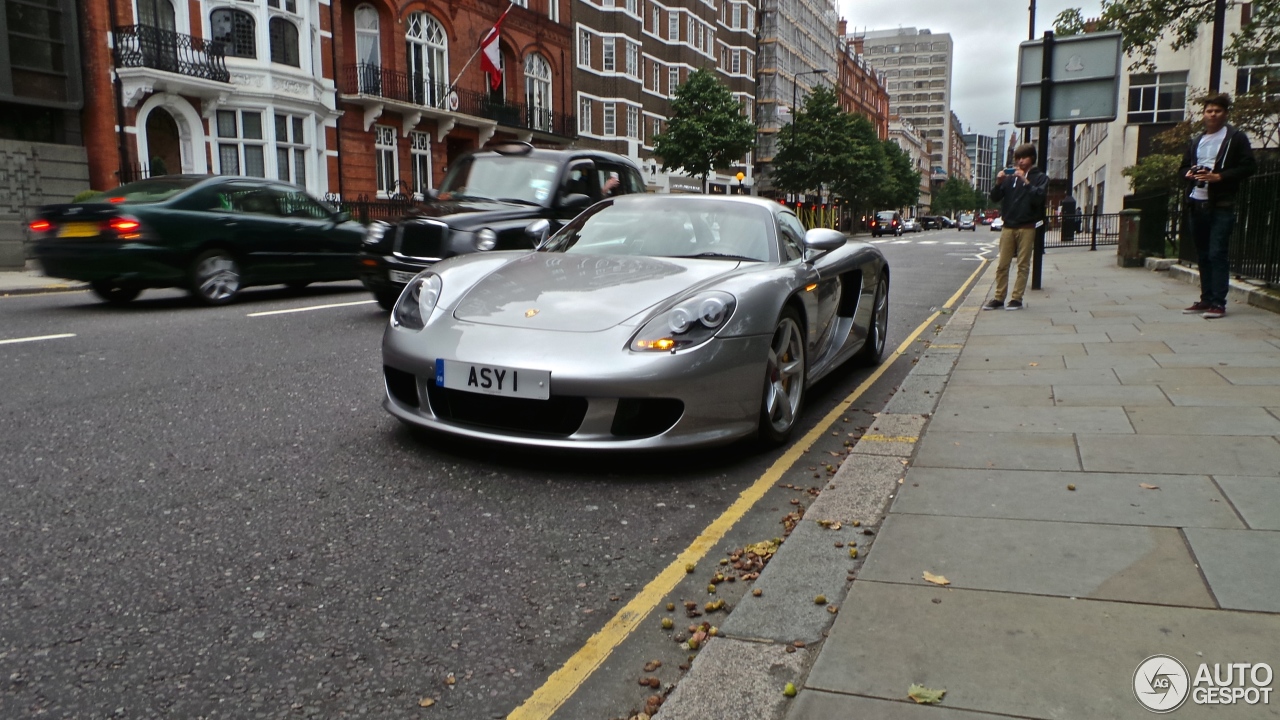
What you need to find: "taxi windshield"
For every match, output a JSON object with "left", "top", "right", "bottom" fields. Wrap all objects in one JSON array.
[{"left": 437, "top": 155, "right": 561, "bottom": 205}]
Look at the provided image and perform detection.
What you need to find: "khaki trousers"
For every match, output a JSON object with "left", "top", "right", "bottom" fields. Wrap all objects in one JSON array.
[{"left": 994, "top": 227, "right": 1036, "bottom": 302}]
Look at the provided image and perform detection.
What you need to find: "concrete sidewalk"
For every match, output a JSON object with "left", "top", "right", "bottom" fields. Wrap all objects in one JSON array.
[
  {"left": 658, "top": 249, "right": 1280, "bottom": 720},
  {"left": 0, "top": 268, "right": 87, "bottom": 296}
]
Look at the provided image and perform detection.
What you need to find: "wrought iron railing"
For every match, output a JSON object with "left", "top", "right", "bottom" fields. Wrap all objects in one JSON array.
[
  {"left": 339, "top": 63, "right": 576, "bottom": 139},
  {"left": 1043, "top": 212, "right": 1122, "bottom": 250},
  {"left": 324, "top": 193, "right": 418, "bottom": 224},
  {"left": 112, "top": 24, "right": 230, "bottom": 83}
]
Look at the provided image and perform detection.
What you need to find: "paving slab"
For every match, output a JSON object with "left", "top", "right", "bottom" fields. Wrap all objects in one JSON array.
[
  {"left": 1082, "top": 340, "right": 1174, "bottom": 355},
  {"left": 1214, "top": 475, "right": 1280, "bottom": 531},
  {"left": 949, "top": 368, "right": 1118, "bottom": 386},
  {"left": 1078, "top": 434, "right": 1280, "bottom": 476},
  {"left": 787, "top": 692, "right": 1009, "bottom": 719},
  {"left": 934, "top": 385, "right": 1055, "bottom": 410},
  {"left": 804, "top": 583, "right": 1280, "bottom": 719},
  {"left": 881, "top": 373, "right": 948, "bottom": 415},
  {"left": 654, "top": 638, "right": 810, "bottom": 720},
  {"left": 1216, "top": 367, "right": 1280, "bottom": 385},
  {"left": 969, "top": 322, "right": 1082, "bottom": 336},
  {"left": 1115, "top": 368, "right": 1229, "bottom": 386},
  {"left": 928, "top": 406, "right": 1133, "bottom": 434},
  {"left": 912, "top": 431, "right": 1081, "bottom": 472},
  {"left": 955, "top": 354, "right": 1066, "bottom": 370},
  {"left": 1154, "top": 352, "right": 1280, "bottom": 368},
  {"left": 1062, "top": 354, "right": 1163, "bottom": 370},
  {"left": 1126, "top": 407, "right": 1280, "bottom": 435},
  {"left": 809, "top": 453, "right": 907, "bottom": 525},
  {"left": 942, "top": 342, "right": 1086, "bottom": 357},
  {"left": 1184, "top": 528, "right": 1280, "bottom": 613},
  {"left": 909, "top": 352, "right": 959, "bottom": 376},
  {"left": 1051, "top": 385, "right": 1171, "bottom": 407},
  {"left": 966, "top": 332, "right": 1114, "bottom": 347},
  {"left": 1167, "top": 338, "right": 1280, "bottom": 353},
  {"left": 1163, "top": 385, "right": 1280, "bottom": 407},
  {"left": 892, "top": 467, "right": 1243, "bottom": 528},
  {"left": 859, "top": 515, "right": 1213, "bottom": 607}
]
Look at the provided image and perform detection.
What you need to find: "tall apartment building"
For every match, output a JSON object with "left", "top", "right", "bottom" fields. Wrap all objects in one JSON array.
[
  {"left": 963, "top": 132, "right": 994, "bottom": 195},
  {"left": 1, "top": 0, "right": 89, "bottom": 268},
  {"left": 853, "top": 27, "right": 953, "bottom": 187},
  {"left": 835, "top": 20, "right": 888, "bottom": 140},
  {"left": 755, "top": 0, "right": 839, "bottom": 195},
  {"left": 948, "top": 110, "right": 968, "bottom": 187},
  {"left": 77, "top": 0, "right": 575, "bottom": 203},
  {"left": 572, "top": 0, "right": 758, "bottom": 193}
]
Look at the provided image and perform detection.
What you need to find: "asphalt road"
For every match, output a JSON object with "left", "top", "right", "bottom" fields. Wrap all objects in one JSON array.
[{"left": 0, "top": 228, "right": 993, "bottom": 719}]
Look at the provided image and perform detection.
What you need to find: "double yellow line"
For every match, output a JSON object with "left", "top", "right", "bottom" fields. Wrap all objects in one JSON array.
[{"left": 509, "top": 257, "right": 989, "bottom": 719}]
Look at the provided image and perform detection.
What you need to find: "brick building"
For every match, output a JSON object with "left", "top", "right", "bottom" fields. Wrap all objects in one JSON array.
[
  {"left": 834, "top": 20, "right": 887, "bottom": 140},
  {"left": 77, "top": 0, "right": 575, "bottom": 200}
]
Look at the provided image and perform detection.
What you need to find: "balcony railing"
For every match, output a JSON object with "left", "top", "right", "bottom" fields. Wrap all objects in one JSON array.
[
  {"left": 112, "top": 24, "right": 230, "bottom": 83},
  {"left": 340, "top": 63, "right": 576, "bottom": 139}
]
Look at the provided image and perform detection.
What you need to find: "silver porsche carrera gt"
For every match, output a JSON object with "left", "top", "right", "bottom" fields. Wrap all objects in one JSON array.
[{"left": 381, "top": 194, "right": 889, "bottom": 450}]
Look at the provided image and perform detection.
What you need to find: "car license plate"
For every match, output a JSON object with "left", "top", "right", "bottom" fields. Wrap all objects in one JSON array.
[
  {"left": 436, "top": 359, "right": 550, "bottom": 401},
  {"left": 57, "top": 222, "right": 100, "bottom": 238},
  {"left": 389, "top": 269, "right": 419, "bottom": 284}
]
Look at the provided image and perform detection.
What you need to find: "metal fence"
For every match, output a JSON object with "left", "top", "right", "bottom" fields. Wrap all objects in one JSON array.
[
  {"left": 1172, "top": 157, "right": 1280, "bottom": 286},
  {"left": 1042, "top": 212, "right": 1122, "bottom": 249},
  {"left": 112, "top": 24, "right": 230, "bottom": 83},
  {"left": 323, "top": 193, "right": 417, "bottom": 224}
]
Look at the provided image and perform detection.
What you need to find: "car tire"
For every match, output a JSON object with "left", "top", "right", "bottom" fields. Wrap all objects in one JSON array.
[
  {"left": 89, "top": 281, "right": 141, "bottom": 305},
  {"left": 374, "top": 289, "right": 401, "bottom": 312},
  {"left": 189, "top": 249, "right": 241, "bottom": 306},
  {"left": 758, "top": 306, "right": 806, "bottom": 445},
  {"left": 854, "top": 272, "right": 889, "bottom": 366}
]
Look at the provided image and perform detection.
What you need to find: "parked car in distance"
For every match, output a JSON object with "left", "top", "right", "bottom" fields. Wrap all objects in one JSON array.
[
  {"left": 919, "top": 216, "right": 941, "bottom": 230},
  {"left": 381, "top": 194, "right": 890, "bottom": 449},
  {"left": 30, "top": 175, "right": 365, "bottom": 305},
  {"left": 870, "top": 210, "right": 902, "bottom": 237},
  {"left": 991, "top": 217, "right": 1005, "bottom": 231},
  {"left": 938, "top": 216, "right": 956, "bottom": 228},
  {"left": 958, "top": 213, "right": 976, "bottom": 231},
  {"left": 901, "top": 218, "right": 922, "bottom": 233},
  {"left": 357, "top": 142, "right": 646, "bottom": 310}
]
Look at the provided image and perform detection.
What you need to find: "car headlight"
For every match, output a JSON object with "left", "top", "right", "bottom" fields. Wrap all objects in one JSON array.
[
  {"left": 364, "top": 221, "right": 390, "bottom": 246},
  {"left": 630, "top": 291, "right": 735, "bottom": 352},
  {"left": 475, "top": 228, "right": 497, "bottom": 251},
  {"left": 391, "top": 273, "right": 442, "bottom": 330}
]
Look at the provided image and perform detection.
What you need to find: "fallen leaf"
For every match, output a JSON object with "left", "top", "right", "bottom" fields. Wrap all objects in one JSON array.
[
  {"left": 1140, "top": 483, "right": 1161, "bottom": 490},
  {"left": 908, "top": 684, "right": 947, "bottom": 704},
  {"left": 922, "top": 571, "right": 951, "bottom": 586},
  {"left": 1029, "top": 362, "right": 1039, "bottom": 367},
  {"left": 419, "top": 698, "right": 436, "bottom": 708}
]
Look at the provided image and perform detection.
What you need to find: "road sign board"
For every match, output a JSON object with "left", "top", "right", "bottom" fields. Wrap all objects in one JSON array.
[{"left": 1015, "top": 31, "right": 1122, "bottom": 126}]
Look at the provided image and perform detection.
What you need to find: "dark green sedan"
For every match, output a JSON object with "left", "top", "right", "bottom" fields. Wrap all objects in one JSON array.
[{"left": 30, "top": 176, "right": 366, "bottom": 305}]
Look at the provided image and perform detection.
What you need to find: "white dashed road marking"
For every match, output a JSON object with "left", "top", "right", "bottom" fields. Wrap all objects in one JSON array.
[
  {"left": 247, "top": 300, "right": 377, "bottom": 317},
  {"left": 0, "top": 333, "right": 76, "bottom": 345}
]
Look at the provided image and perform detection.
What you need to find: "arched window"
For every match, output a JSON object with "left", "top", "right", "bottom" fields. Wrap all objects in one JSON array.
[
  {"left": 524, "top": 53, "right": 552, "bottom": 132},
  {"left": 354, "top": 4, "right": 380, "bottom": 93},
  {"left": 210, "top": 8, "right": 255, "bottom": 58},
  {"left": 269, "top": 17, "right": 299, "bottom": 66},
  {"left": 138, "top": 0, "right": 176, "bottom": 30},
  {"left": 406, "top": 12, "right": 448, "bottom": 108}
]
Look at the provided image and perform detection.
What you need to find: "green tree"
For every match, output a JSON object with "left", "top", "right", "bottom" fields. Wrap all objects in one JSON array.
[
  {"left": 877, "top": 139, "right": 921, "bottom": 210},
  {"left": 829, "top": 113, "right": 888, "bottom": 212},
  {"left": 1054, "top": 1, "right": 1279, "bottom": 69},
  {"left": 1121, "top": 154, "right": 1184, "bottom": 195},
  {"left": 932, "top": 177, "right": 980, "bottom": 216},
  {"left": 772, "top": 87, "right": 876, "bottom": 197},
  {"left": 653, "top": 68, "right": 756, "bottom": 192}
]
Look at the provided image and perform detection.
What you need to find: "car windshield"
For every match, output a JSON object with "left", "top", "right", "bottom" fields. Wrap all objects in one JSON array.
[
  {"left": 101, "top": 177, "right": 205, "bottom": 205},
  {"left": 876, "top": 211, "right": 896, "bottom": 220},
  {"left": 543, "top": 201, "right": 775, "bottom": 262},
  {"left": 436, "top": 155, "right": 561, "bottom": 205}
]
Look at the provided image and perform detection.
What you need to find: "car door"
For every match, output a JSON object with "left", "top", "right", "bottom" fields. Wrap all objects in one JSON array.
[
  {"left": 207, "top": 182, "right": 299, "bottom": 282},
  {"left": 777, "top": 211, "right": 840, "bottom": 354},
  {"left": 272, "top": 185, "right": 357, "bottom": 280}
]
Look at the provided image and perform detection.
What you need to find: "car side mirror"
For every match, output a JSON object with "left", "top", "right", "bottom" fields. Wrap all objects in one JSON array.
[
  {"left": 803, "top": 228, "right": 846, "bottom": 261},
  {"left": 525, "top": 218, "right": 551, "bottom": 248},
  {"left": 557, "top": 193, "right": 593, "bottom": 211}
]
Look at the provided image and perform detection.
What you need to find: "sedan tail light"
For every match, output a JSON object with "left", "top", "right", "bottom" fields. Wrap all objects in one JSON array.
[
  {"left": 28, "top": 219, "right": 52, "bottom": 233},
  {"left": 107, "top": 216, "right": 144, "bottom": 240}
]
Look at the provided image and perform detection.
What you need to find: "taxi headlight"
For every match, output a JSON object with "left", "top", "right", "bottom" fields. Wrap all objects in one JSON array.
[{"left": 475, "top": 228, "right": 498, "bottom": 251}]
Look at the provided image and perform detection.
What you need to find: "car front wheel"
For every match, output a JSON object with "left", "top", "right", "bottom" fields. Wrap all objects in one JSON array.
[
  {"left": 759, "top": 307, "right": 806, "bottom": 444},
  {"left": 189, "top": 249, "right": 241, "bottom": 305}
]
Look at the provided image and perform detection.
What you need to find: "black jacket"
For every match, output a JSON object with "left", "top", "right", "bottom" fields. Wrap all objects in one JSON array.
[
  {"left": 989, "top": 167, "right": 1049, "bottom": 228},
  {"left": 1178, "top": 124, "right": 1257, "bottom": 203}
]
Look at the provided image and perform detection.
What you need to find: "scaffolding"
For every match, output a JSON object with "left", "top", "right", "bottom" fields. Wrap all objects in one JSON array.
[{"left": 755, "top": 0, "right": 839, "bottom": 172}]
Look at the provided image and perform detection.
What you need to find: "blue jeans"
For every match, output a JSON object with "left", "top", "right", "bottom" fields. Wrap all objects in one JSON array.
[{"left": 1187, "top": 203, "right": 1234, "bottom": 307}]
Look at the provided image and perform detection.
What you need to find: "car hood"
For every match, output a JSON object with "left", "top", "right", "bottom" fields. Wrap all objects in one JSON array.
[
  {"left": 404, "top": 199, "right": 541, "bottom": 225},
  {"left": 452, "top": 252, "right": 742, "bottom": 332}
]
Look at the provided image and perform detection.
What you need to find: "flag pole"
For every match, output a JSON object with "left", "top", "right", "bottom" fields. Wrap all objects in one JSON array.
[{"left": 447, "top": 0, "right": 518, "bottom": 92}]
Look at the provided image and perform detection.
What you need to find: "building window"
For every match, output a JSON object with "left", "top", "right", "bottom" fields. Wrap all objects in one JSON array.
[
  {"left": 1237, "top": 52, "right": 1280, "bottom": 99},
  {"left": 525, "top": 52, "right": 553, "bottom": 132},
  {"left": 653, "top": 118, "right": 661, "bottom": 138},
  {"left": 269, "top": 17, "right": 300, "bottom": 66},
  {"left": 410, "top": 131, "right": 432, "bottom": 199},
  {"left": 374, "top": 124, "right": 398, "bottom": 197},
  {"left": 626, "top": 0, "right": 638, "bottom": 14},
  {"left": 627, "top": 105, "right": 639, "bottom": 138},
  {"left": 407, "top": 13, "right": 449, "bottom": 107},
  {"left": 687, "top": 18, "right": 694, "bottom": 46},
  {"left": 721, "top": 47, "right": 728, "bottom": 69},
  {"left": 668, "top": 11, "right": 678, "bottom": 41},
  {"left": 267, "top": 0, "right": 298, "bottom": 11},
  {"left": 731, "top": 49, "right": 740, "bottom": 74},
  {"left": 211, "top": 8, "right": 256, "bottom": 58},
  {"left": 1127, "top": 71, "right": 1187, "bottom": 123},
  {"left": 626, "top": 42, "right": 638, "bottom": 77},
  {"left": 603, "top": 102, "right": 616, "bottom": 135},
  {"left": 651, "top": 6, "right": 659, "bottom": 32},
  {"left": 731, "top": 3, "right": 741, "bottom": 28},
  {"left": 669, "top": 67, "right": 679, "bottom": 93},
  {"left": 579, "top": 97, "right": 592, "bottom": 133},
  {"left": 274, "top": 113, "right": 307, "bottom": 185},
  {"left": 354, "top": 4, "right": 380, "bottom": 92},
  {"left": 6, "top": 0, "right": 67, "bottom": 82},
  {"left": 216, "top": 109, "right": 266, "bottom": 177},
  {"left": 579, "top": 29, "right": 590, "bottom": 65},
  {"left": 602, "top": 37, "right": 615, "bottom": 72},
  {"left": 549, "top": 0, "right": 559, "bottom": 22}
]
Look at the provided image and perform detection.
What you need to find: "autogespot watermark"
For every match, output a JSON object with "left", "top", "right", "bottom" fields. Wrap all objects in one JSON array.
[{"left": 1134, "top": 655, "right": 1274, "bottom": 713}]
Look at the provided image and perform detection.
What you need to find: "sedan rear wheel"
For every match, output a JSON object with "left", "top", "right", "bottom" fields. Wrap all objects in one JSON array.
[
  {"left": 89, "top": 281, "right": 141, "bottom": 305},
  {"left": 759, "top": 307, "right": 806, "bottom": 444},
  {"left": 189, "top": 249, "right": 241, "bottom": 305}
]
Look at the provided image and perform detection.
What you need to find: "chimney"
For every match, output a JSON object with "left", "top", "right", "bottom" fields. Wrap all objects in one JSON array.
[
  {"left": 838, "top": 18, "right": 847, "bottom": 37},
  {"left": 854, "top": 36, "right": 864, "bottom": 55}
]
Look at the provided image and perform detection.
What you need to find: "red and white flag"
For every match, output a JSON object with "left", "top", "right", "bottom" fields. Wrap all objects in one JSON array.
[{"left": 479, "top": 5, "right": 514, "bottom": 90}]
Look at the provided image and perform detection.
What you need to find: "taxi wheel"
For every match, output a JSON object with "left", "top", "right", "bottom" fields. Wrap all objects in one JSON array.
[
  {"left": 89, "top": 281, "right": 141, "bottom": 305},
  {"left": 374, "top": 289, "right": 400, "bottom": 312},
  {"left": 189, "top": 249, "right": 241, "bottom": 306}
]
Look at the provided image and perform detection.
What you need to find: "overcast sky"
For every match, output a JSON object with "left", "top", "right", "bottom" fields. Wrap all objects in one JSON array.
[{"left": 839, "top": 0, "right": 1105, "bottom": 138}]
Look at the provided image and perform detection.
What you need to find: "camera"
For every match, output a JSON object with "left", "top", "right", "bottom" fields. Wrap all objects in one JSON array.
[
  {"left": 1193, "top": 165, "right": 1211, "bottom": 189},
  {"left": 1004, "top": 167, "right": 1016, "bottom": 174}
]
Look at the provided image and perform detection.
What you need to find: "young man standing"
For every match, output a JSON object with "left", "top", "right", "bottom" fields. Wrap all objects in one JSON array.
[
  {"left": 1178, "top": 93, "right": 1257, "bottom": 319},
  {"left": 984, "top": 143, "right": 1049, "bottom": 311}
]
